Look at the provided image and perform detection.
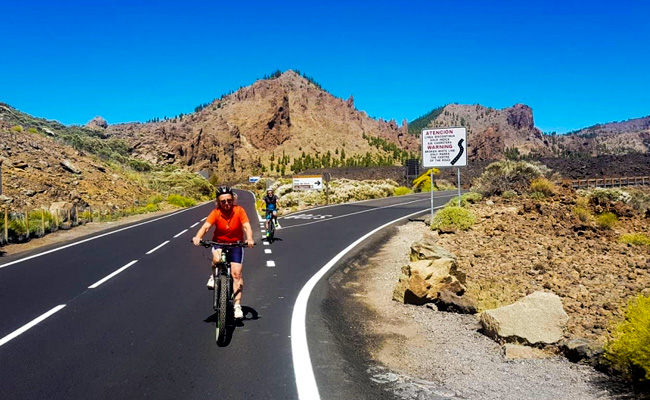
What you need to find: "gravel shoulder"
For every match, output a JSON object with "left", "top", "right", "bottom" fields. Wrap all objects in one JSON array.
[{"left": 338, "top": 222, "right": 638, "bottom": 400}]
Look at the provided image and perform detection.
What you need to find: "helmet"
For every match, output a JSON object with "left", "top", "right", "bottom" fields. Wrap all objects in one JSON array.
[
  {"left": 216, "top": 186, "right": 233, "bottom": 198},
  {"left": 267, "top": 188, "right": 273, "bottom": 193}
]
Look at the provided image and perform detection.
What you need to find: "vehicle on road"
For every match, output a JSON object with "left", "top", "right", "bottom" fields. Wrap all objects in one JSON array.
[{"left": 197, "top": 240, "right": 246, "bottom": 345}]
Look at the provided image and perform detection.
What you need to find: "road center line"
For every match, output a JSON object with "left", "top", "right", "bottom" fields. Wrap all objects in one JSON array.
[
  {"left": 291, "top": 206, "right": 439, "bottom": 400},
  {"left": 0, "top": 305, "right": 67, "bottom": 347},
  {"left": 88, "top": 260, "right": 139, "bottom": 288},
  {"left": 174, "top": 229, "right": 188, "bottom": 238},
  {"left": 265, "top": 249, "right": 272, "bottom": 254},
  {"left": 146, "top": 241, "right": 170, "bottom": 255},
  {"left": 266, "top": 260, "right": 276, "bottom": 267},
  {"left": 190, "top": 222, "right": 200, "bottom": 228}
]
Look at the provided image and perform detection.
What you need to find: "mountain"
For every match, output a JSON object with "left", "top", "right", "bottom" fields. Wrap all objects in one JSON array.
[
  {"left": 105, "top": 70, "right": 419, "bottom": 181},
  {"left": 410, "top": 104, "right": 650, "bottom": 160}
]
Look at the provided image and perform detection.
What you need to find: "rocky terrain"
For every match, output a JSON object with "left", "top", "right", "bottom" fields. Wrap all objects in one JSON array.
[
  {"left": 337, "top": 222, "right": 641, "bottom": 400},
  {"left": 104, "top": 70, "right": 418, "bottom": 181}
]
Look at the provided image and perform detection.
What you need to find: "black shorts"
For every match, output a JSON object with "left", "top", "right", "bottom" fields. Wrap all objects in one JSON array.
[{"left": 212, "top": 245, "right": 244, "bottom": 264}]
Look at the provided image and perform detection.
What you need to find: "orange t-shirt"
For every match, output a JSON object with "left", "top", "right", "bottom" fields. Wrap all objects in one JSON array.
[{"left": 206, "top": 205, "right": 250, "bottom": 243}]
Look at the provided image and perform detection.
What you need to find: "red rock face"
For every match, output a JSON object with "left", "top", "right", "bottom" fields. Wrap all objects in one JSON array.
[{"left": 506, "top": 104, "right": 534, "bottom": 130}]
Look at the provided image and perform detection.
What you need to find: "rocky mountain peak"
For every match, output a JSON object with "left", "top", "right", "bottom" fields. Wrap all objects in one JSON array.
[
  {"left": 506, "top": 104, "right": 534, "bottom": 130},
  {"left": 86, "top": 116, "right": 108, "bottom": 130}
]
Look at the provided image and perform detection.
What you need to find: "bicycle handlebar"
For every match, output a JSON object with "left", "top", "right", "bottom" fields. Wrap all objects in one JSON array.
[{"left": 196, "top": 240, "right": 250, "bottom": 248}]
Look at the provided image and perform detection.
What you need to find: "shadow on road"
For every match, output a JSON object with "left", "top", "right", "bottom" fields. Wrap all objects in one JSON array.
[{"left": 203, "top": 306, "right": 260, "bottom": 347}]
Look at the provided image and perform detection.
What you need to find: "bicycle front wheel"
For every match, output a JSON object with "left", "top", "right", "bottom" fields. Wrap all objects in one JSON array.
[{"left": 216, "top": 274, "right": 229, "bottom": 344}]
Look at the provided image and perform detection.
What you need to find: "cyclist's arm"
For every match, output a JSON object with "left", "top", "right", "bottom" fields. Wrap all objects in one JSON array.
[
  {"left": 192, "top": 221, "right": 213, "bottom": 246},
  {"left": 242, "top": 221, "right": 254, "bottom": 248}
]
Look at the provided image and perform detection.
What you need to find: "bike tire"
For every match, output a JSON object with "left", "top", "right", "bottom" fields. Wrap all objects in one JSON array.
[
  {"left": 268, "top": 219, "right": 275, "bottom": 242},
  {"left": 216, "top": 274, "right": 229, "bottom": 344}
]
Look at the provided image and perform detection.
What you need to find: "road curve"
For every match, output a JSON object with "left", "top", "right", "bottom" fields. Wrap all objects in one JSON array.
[{"left": 0, "top": 190, "right": 455, "bottom": 399}]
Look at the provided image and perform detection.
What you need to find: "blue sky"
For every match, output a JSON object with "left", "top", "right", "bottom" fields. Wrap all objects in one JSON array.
[{"left": 1, "top": 0, "right": 648, "bottom": 133}]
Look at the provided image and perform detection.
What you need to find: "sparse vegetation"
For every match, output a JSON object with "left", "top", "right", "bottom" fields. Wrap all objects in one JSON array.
[
  {"left": 166, "top": 194, "right": 196, "bottom": 208},
  {"left": 619, "top": 233, "right": 650, "bottom": 246},
  {"left": 605, "top": 295, "right": 650, "bottom": 382},
  {"left": 501, "top": 190, "right": 517, "bottom": 199},
  {"left": 431, "top": 206, "right": 476, "bottom": 231},
  {"left": 596, "top": 212, "right": 618, "bottom": 229},
  {"left": 11, "top": 125, "right": 23, "bottom": 132},
  {"left": 573, "top": 206, "right": 592, "bottom": 223},
  {"left": 446, "top": 192, "right": 483, "bottom": 208},
  {"left": 412, "top": 168, "right": 441, "bottom": 192},
  {"left": 394, "top": 186, "right": 412, "bottom": 196},
  {"left": 473, "top": 160, "right": 552, "bottom": 196},
  {"left": 529, "top": 177, "right": 556, "bottom": 197}
]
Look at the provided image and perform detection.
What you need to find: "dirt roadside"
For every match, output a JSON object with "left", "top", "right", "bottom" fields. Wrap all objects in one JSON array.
[{"left": 335, "top": 222, "right": 642, "bottom": 400}]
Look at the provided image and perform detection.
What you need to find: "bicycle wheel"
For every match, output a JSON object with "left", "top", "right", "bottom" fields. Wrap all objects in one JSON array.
[
  {"left": 267, "top": 218, "right": 275, "bottom": 242},
  {"left": 216, "top": 274, "right": 229, "bottom": 344}
]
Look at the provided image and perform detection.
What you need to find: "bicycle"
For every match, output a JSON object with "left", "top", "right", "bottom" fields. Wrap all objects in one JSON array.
[
  {"left": 264, "top": 208, "right": 278, "bottom": 242},
  {"left": 196, "top": 240, "right": 245, "bottom": 344}
]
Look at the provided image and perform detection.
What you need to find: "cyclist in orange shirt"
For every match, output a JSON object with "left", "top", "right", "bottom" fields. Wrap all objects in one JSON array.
[{"left": 192, "top": 186, "right": 254, "bottom": 319}]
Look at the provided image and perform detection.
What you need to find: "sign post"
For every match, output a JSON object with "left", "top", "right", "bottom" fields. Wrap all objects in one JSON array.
[
  {"left": 292, "top": 175, "right": 324, "bottom": 191},
  {"left": 421, "top": 127, "right": 467, "bottom": 221}
]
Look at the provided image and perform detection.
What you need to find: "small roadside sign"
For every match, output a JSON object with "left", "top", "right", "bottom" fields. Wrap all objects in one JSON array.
[
  {"left": 249, "top": 176, "right": 261, "bottom": 183},
  {"left": 293, "top": 175, "right": 323, "bottom": 191},
  {"left": 422, "top": 127, "right": 467, "bottom": 167}
]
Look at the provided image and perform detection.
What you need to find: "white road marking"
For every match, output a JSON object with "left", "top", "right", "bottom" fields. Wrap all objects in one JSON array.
[
  {"left": 291, "top": 207, "right": 439, "bottom": 400},
  {"left": 264, "top": 249, "right": 272, "bottom": 254},
  {"left": 174, "top": 229, "right": 188, "bottom": 238},
  {"left": 260, "top": 229, "right": 266, "bottom": 233},
  {"left": 146, "top": 240, "right": 170, "bottom": 255},
  {"left": 263, "top": 241, "right": 269, "bottom": 246},
  {"left": 88, "top": 260, "right": 139, "bottom": 288},
  {"left": 266, "top": 260, "right": 276, "bottom": 267},
  {"left": 201, "top": 217, "right": 207, "bottom": 221},
  {"left": 190, "top": 222, "right": 200, "bottom": 228},
  {"left": 0, "top": 305, "right": 67, "bottom": 347},
  {"left": 0, "top": 203, "right": 209, "bottom": 270},
  {"left": 282, "top": 196, "right": 452, "bottom": 230}
]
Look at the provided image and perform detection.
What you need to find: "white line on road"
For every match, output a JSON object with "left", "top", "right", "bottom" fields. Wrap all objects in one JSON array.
[
  {"left": 291, "top": 206, "right": 439, "bottom": 400},
  {"left": 88, "top": 260, "right": 139, "bottom": 288},
  {"left": 201, "top": 217, "right": 207, "bottom": 221},
  {"left": 266, "top": 260, "right": 276, "bottom": 267},
  {"left": 264, "top": 249, "right": 272, "bottom": 254},
  {"left": 282, "top": 196, "right": 453, "bottom": 230},
  {"left": 190, "top": 222, "right": 200, "bottom": 228},
  {"left": 146, "top": 241, "right": 170, "bottom": 255},
  {"left": 263, "top": 241, "right": 269, "bottom": 246},
  {"left": 174, "top": 229, "right": 188, "bottom": 238},
  {"left": 0, "top": 305, "right": 66, "bottom": 347}
]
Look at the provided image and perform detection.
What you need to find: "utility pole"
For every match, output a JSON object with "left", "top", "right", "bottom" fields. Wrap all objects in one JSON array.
[{"left": 0, "top": 158, "right": 3, "bottom": 196}]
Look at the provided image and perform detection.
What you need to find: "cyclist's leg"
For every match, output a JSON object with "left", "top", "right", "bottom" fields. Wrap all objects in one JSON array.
[
  {"left": 231, "top": 261, "right": 243, "bottom": 305},
  {"left": 272, "top": 210, "right": 278, "bottom": 226}
]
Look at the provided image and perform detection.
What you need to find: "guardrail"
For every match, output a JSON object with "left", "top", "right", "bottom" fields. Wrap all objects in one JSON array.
[{"left": 569, "top": 176, "right": 650, "bottom": 189}]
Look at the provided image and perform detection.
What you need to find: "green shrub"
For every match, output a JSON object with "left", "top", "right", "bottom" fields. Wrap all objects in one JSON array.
[
  {"left": 412, "top": 168, "right": 440, "bottom": 192},
  {"left": 147, "top": 194, "right": 164, "bottom": 204},
  {"left": 128, "top": 158, "right": 153, "bottom": 172},
  {"left": 596, "top": 212, "right": 618, "bottom": 229},
  {"left": 529, "top": 177, "right": 556, "bottom": 196},
  {"left": 11, "top": 125, "right": 23, "bottom": 132},
  {"left": 431, "top": 206, "right": 476, "bottom": 231},
  {"left": 605, "top": 295, "right": 650, "bottom": 381},
  {"left": 573, "top": 206, "right": 591, "bottom": 223},
  {"left": 501, "top": 190, "right": 517, "bottom": 199},
  {"left": 27, "top": 127, "right": 38, "bottom": 134},
  {"left": 473, "top": 160, "right": 550, "bottom": 196},
  {"left": 530, "top": 191, "right": 546, "bottom": 200},
  {"left": 394, "top": 186, "right": 412, "bottom": 196},
  {"left": 145, "top": 203, "right": 159, "bottom": 212},
  {"left": 619, "top": 233, "right": 650, "bottom": 246},
  {"left": 447, "top": 192, "right": 483, "bottom": 208},
  {"left": 167, "top": 194, "right": 196, "bottom": 208}
]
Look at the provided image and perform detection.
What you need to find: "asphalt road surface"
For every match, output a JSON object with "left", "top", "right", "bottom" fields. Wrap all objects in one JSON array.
[{"left": 0, "top": 190, "right": 457, "bottom": 399}]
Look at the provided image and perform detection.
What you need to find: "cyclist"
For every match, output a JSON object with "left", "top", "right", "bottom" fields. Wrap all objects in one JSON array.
[
  {"left": 261, "top": 188, "right": 280, "bottom": 238},
  {"left": 192, "top": 186, "right": 254, "bottom": 319}
]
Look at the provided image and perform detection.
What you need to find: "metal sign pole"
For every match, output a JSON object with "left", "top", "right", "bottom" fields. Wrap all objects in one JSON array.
[
  {"left": 430, "top": 169, "right": 434, "bottom": 223},
  {"left": 457, "top": 167, "right": 461, "bottom": 207}
]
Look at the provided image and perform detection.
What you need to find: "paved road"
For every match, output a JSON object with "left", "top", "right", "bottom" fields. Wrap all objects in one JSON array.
[{"left": 0, "top": 190, "right": 456, "bottom": 399}]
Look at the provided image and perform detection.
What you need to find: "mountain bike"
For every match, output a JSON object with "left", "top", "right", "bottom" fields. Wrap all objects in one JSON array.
[
  {"left": 197, "top": 240, "right": 245, "bottom": 345},
  {"left": 264, "top": 208, "right": 278, "bottom": 242}
]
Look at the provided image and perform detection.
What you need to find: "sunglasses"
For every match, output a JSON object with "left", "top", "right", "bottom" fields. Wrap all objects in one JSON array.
[{"left": 218, "top": 199, "right": 233, "bottom": 205}]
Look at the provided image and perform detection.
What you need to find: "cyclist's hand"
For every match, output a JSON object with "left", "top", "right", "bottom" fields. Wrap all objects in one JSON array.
[
  {"left": 192, "top": 236, "right": 201, "bottom": 246},
  {"left": 246, "top": 239, "right": 255, "bottom": 248}
]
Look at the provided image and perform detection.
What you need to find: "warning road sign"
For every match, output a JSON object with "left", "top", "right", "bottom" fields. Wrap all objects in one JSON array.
[{"left": 421, "top": 127, "right": 467, "bottom": 167}]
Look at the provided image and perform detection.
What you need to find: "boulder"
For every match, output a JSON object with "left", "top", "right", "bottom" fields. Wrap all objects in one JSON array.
[
  {"left": 86, "top": 116, "right": 108, "bottom": 130},
  {"left": 60, "top": 159, "right": 81, "bottom": 174},
  {"left": 562, "top": 338, "right": 604, "bottom": 365},
  {"left": 49, "top": 201, "right": 77, "bottom": 223},
  {"left": 436, "top": 290, "right": 478, "bottom": 314},
  {"left": 479, "top": 291, "right": 568, "bottom": 345},
  {"left": 393, "top": 257, "right": 466, "bottom": 305},
  {"left": 409, "top": 235, "right": 456, "bottom": 262}
]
